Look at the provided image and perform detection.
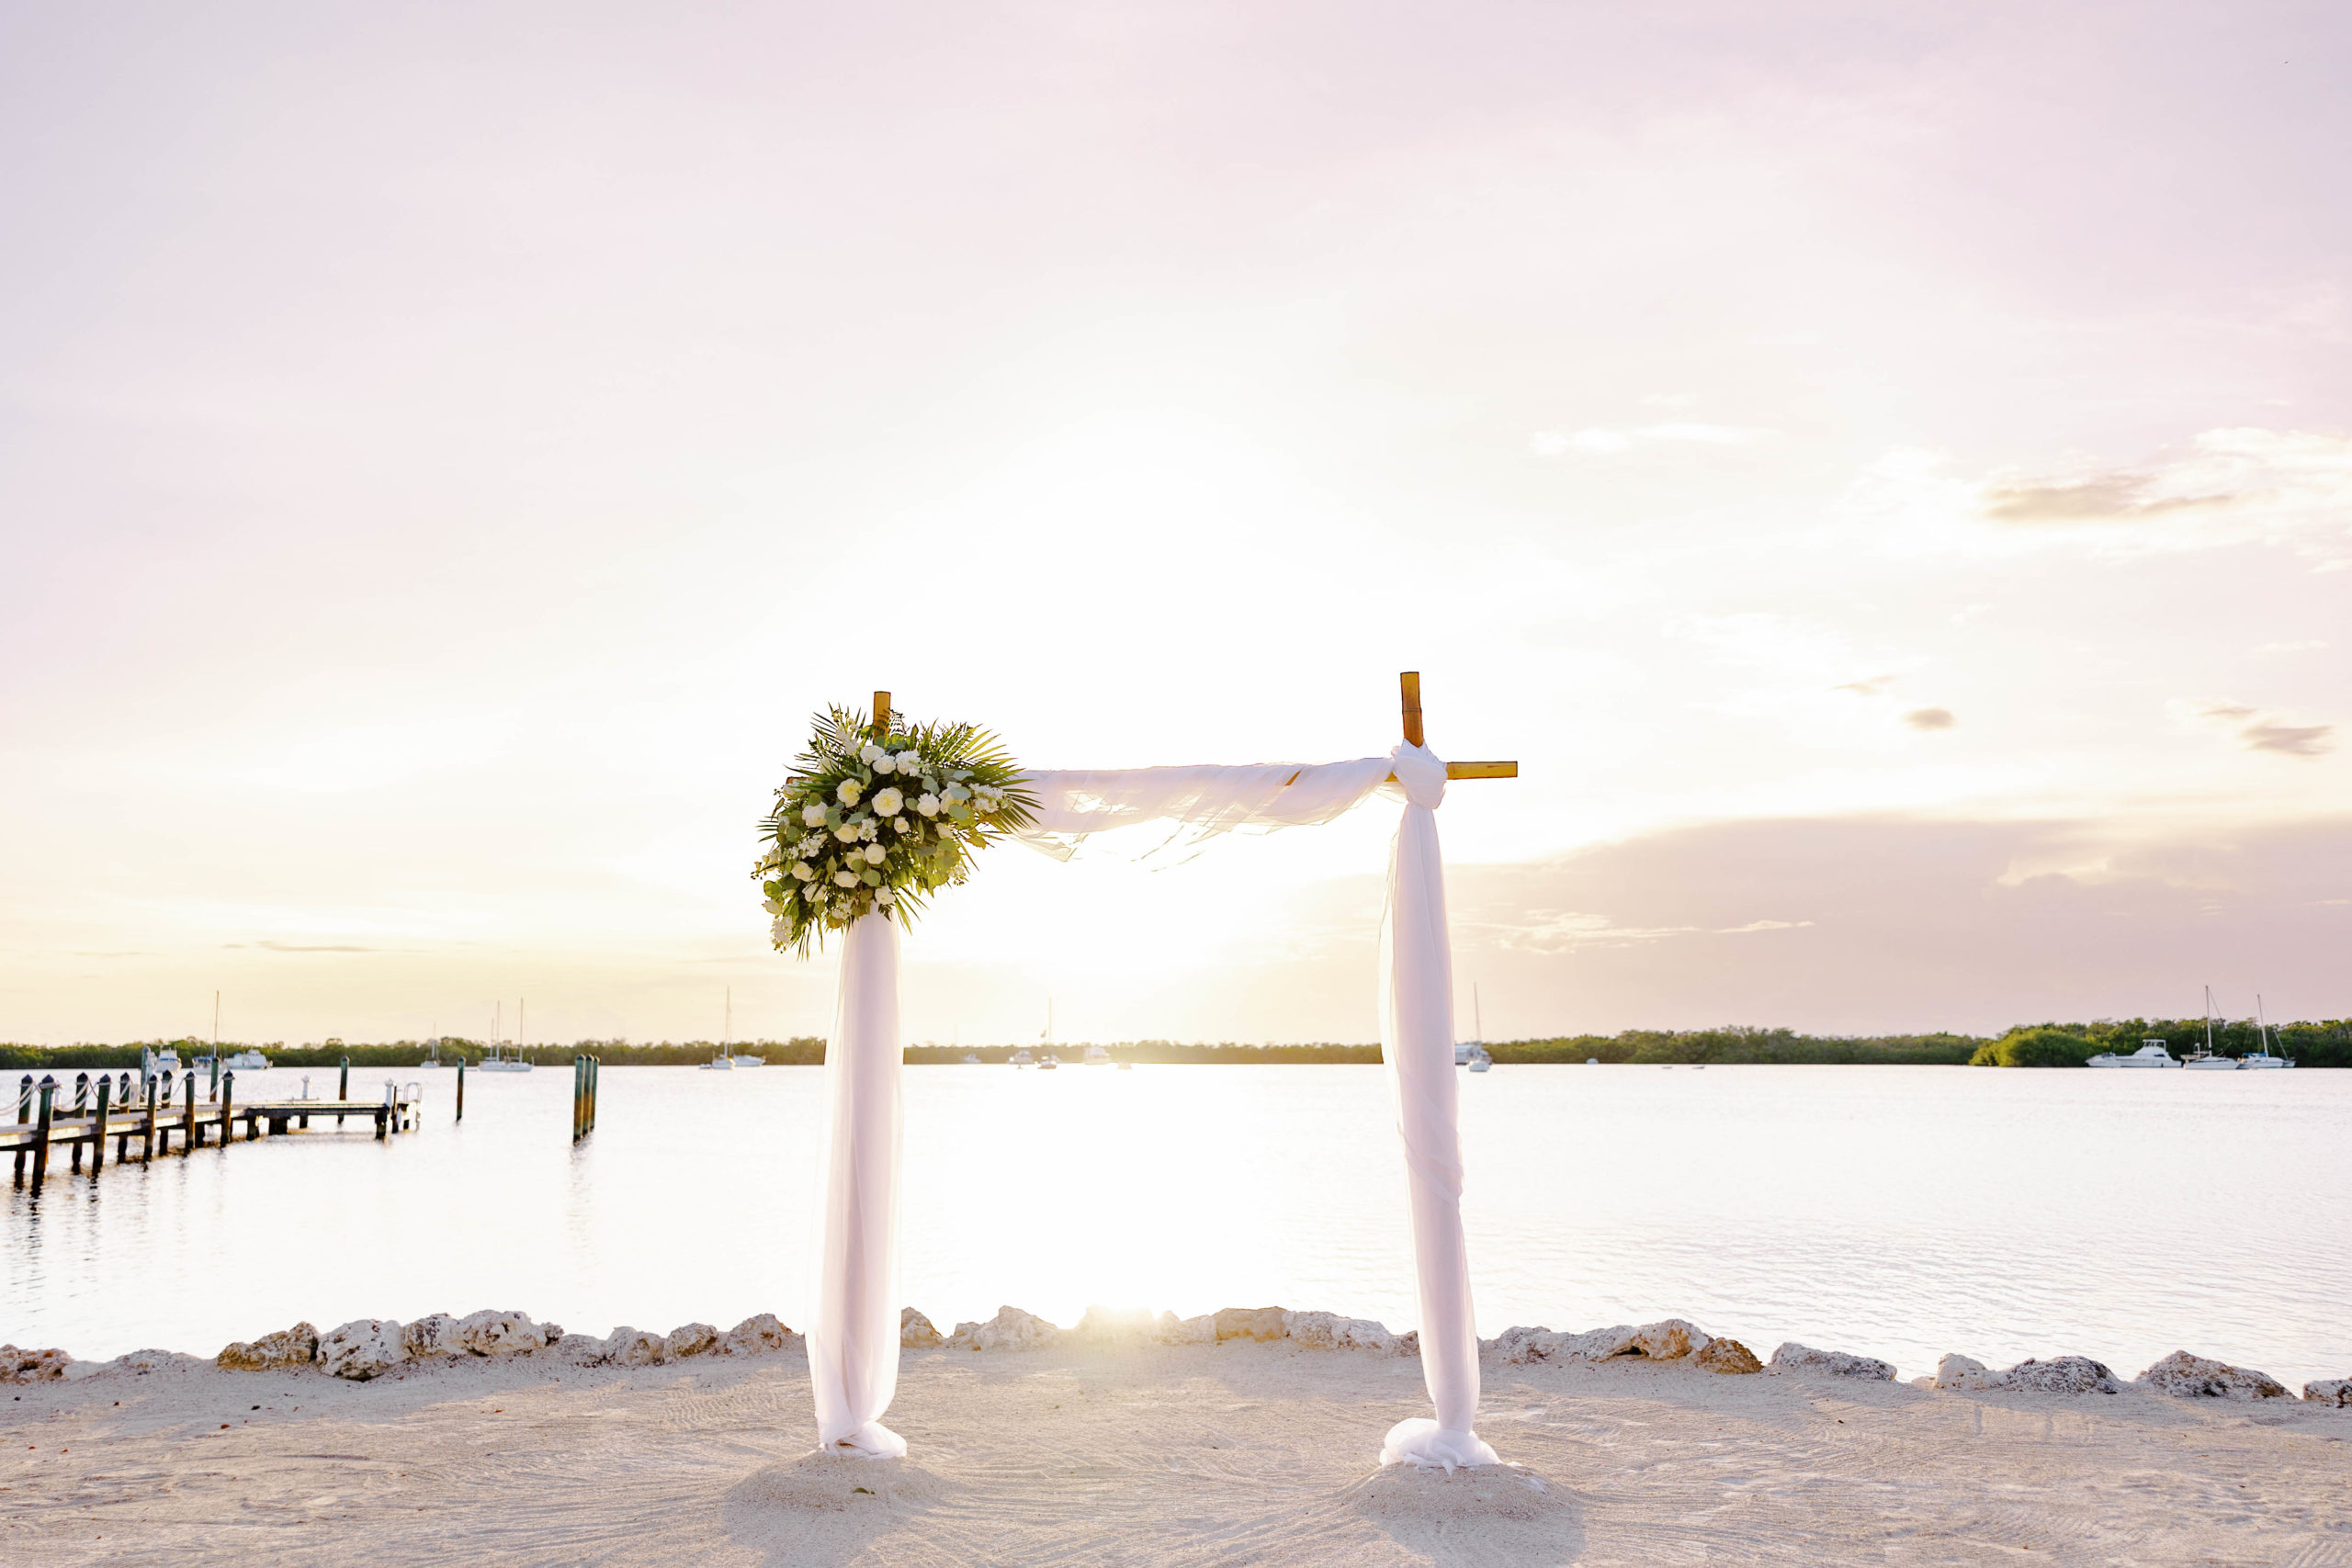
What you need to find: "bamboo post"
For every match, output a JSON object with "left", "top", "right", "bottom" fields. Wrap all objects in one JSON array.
[
  {"left": 89, "top": 1076, "right": 109, "bottom": 1177},
  {"left": 13, "top": 1074, "right": 28, "bottom": 1186},
  {"left": 1400, "top": 671, "right": 1425, "bottom": 748},
  {"left": 456, "top": 1059, "right": 465, "bottom": 1122},
  {"left": 337, "top": 1056, "right": 349, "bottom": 1126},
  {"left": 30, "top": 1078, "right": 53, "bottom": 1194},
  {"left": 873, "top": 690, "right": 891, "bottom": 738}
]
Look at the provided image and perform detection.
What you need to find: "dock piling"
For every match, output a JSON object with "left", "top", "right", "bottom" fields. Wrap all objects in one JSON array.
[
  {"left": 185, "top": 1071, "right": 200, "bottom": 1149},
  {"left": 13, "top": 1075, "right": 28, "bottom": 1186},
  {"left": 336, "top": 1056, "right": 349, "bottom": 1126},
  {"left": 29, "top": 1077, "right": 53, "bottom": 1193},
  {"left": 70, "top": 1074, "right": 88, "bottom": 1173},
  {"left": 456, "top": 1058, "right": 465, "bottom": 1122},
  {"left": 89, "top": 1076, "right": 109, "bottom": 1176},
  {"left": 142, "top": 1074, "right": 158, "bottom": 1162},
  {"left": 221, "top": 1070, "right": 236, "bottom": 1143}
]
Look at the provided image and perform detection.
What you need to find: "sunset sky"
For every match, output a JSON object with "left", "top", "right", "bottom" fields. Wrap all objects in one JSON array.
[{"left": 4, "top": 3, "right": 2346, "bottom": 1046}]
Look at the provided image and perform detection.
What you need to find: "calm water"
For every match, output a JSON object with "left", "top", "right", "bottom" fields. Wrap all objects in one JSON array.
[{"left": 6, "top": 1064, "right": 2347, "bottom": 1386}]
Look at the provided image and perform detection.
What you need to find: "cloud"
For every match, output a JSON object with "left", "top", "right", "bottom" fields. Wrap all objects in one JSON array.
[
  {"left": 1985, "top": 473, "right": 2233, "bottom": 522},
  {"left": 1980, "top": 429, "right": 2352, "bottom": 543},
  {"left": 2187, "top": 700, "right": 2335, "bottom": 758},
  {"left": 1834, "top": 676, "right": 1893, "bottom": 695},
  {"left": 1903, "top": 707, "right": 1957, "bottom": 730},
  {"left": 251, "top": 940, "right": 388, "bottom": 953}
]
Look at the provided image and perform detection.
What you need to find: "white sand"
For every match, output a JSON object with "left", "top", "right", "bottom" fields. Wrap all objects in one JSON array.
[{"left": 6, "top": 1342, "right": 2347, "bottom": 1565}]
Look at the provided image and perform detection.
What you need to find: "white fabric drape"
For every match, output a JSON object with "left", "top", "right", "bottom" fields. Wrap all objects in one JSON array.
[
  {"left": 809, "top": 911, "right": 908, "bottom": 1458},
  {"left": 806, "top": 744, "right": 1494, "bottom": 1468},
  {"left": 1374, "top": 743, "right": 1498, "bottom": 1472}
]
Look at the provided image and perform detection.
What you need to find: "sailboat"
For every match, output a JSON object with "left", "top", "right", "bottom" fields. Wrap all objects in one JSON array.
[
  {"left": 2240, "top": 994, "right": 2295, "bottom": 1069},
  {"left": 2183, "top": 987, "right": 2239, "bottom": 1070},
  {"left": 478, "top": 1000, "right": 534, "bottom": 1071},
  {"left": 1036, "top": 998, "right": 1059, "bottom": 1069},
  {"left": 1458, "top": 984, "right": 1493, "bottom": 1071}
]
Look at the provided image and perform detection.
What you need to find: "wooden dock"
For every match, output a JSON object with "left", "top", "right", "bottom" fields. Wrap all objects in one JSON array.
[{"left": 8, "top": 1068, "right": 422, "bottom": 1195}]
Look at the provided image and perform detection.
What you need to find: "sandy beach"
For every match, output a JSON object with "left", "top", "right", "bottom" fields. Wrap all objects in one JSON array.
[{"left": 7, "top": 1332, "right": 2348, "bottom": 1567}]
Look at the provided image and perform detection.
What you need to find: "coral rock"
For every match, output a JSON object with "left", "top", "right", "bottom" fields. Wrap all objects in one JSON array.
[
  {"left": 1285, "top": 1311, "right": 1401, "bottom": 1353},
  {"left": 899, "top": 1308, "right": 944, "bottom": 1348},
  {"left": 401, "top": 1314, "right": 459, "bottom": 1359},
  {"left": 1770, "top": 1343, "right": 1895, "bottom": 1381},
  {"left": 664, "top": 1323, "right": 719, "bottom": 1360},
  {"left": 552, "top": 1334, "right": 611, "bottom": 1365},
  {"left": 1693, "top": 1337, "right": 1763, "bottom": 1374},
  {"left": 216, "top": 1322, "right": 319, "bottom": 1371},
  {"left": 2, "top": 1346, "right": 71, "bottom": 1383},
  {"left": 451, "top": 1310, "right": 556, "bottom": 1358},
  {"left": 720, "top": 1314, "right": 797, "bottom": 1357},
  {"left": 2303, "top": 1378, "right": 2352, "bottom": 1406},
  {"left": 1213, "top": 1306, "right": 1291, "bottom": 1343},
  {"left": 108, "top": 1349, "right": 202, "bottom": 1375},
  {"left": 2138, "top": 1350, "right": 2289, "bottom": 1401},
  {"left": 1934, "top": 1353, "right": 1991, "bottom": 1390},
  {"left": 603, "top": 1327, "right": 665, "bottom": 1367},
  {"left": 1152, "top": 1311, "right": 1216, "bottom": 1346},
  {"left": 1998, "top": 1356, "right": 2120, "bottom": 1395},
  {"left": 947, "top": 1305, "right": 1060, "bottom": 1351},
  {"left": 318, "top": 1319, "right": 403, "bottom": 1382}
]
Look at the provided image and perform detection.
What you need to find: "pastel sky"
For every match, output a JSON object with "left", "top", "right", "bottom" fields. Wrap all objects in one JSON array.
[{"left": 4, "top": 3, "right": 2346, "bottom": 1046}]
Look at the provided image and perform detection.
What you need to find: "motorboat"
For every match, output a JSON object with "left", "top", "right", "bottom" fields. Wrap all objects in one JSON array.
[
  {"left": 1083, "top": 1044, "right": 1111, "bottom": 1066},
  {"left": 477, "top": 1043, "right": 533, "bottom": 1073},
  {"left": 700, "top": 1053, "right": 735, "bottom": 1071},
  {"left": 1464, "top": 1045, "right": 1493, "bottom": 1073},
  {"left": 1011, "top": 1050, "right": 1034, "bottom": 1067},
  {"left": 729, "top": 1053, "right": 764, "bottom": 1067},
  {"left": 1038, "top": 1053, "right": 1061, "bottom": 1070},
  {"left": 147, "top": 1046, "right": 182, "bottom": 1076},
  {"left": 2241, "top": 994, "right": 2295, "bottom": 1069},
  {"left": 224, "top": 1049, "right": 269, "bottom": 1070},
  {"left": 2087, "top": 1041, "right": 2179, "bottom": 1068}
]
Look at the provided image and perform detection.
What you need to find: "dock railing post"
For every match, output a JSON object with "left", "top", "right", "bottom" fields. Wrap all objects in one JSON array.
[
  {"left": 13, "top": 1074, "right": 28, "bottom": 1186},
  {"left": 89, "top": 1076, "right": 109, "bottom": 1177},
  {"left": 590, "top": 1055, "right": 597, "bottom": 1132},
  {"left": 337, "top": 1056, "right": 349, "bottom": 1126},
  {"left": 209, "top": 1055, "right": 220, "bottom": 1100},
  {"left": 456, "top": 1059, "right": 465, "bottom": 1122},
  {"left": 221, "top": 1070, "right": 235, "bottom": 1144},
  {"left": 571, "top": 1056, "right": 582, "bottom": 1142},
  {"left": 142, "top": 1073, "right": 158, "bottom": 1162},
  {"left": 30, "top": 1077, "right": 54, "bottom": 1194},
  {"left": 71, "top": 1074, "right": 88, "bottom": 1174},
  {"left": 186, "top": 1071, "right": 200, "bottom": 1148}
]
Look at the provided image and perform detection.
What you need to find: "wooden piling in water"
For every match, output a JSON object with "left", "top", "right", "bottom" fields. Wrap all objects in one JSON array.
[
  {"left": 30, "top": 1078, "right": 53, "bottom": 1193},
  {"left": 89, "top": 1076, "right": 109, "bottom": 1177},
  {"left": 336, "top": 1057, "right": 349, "bottom": 1126},
  {"left": 13, "top": 1075, "right": 28, "bottom": 1186},
  {"left": 590, "top": 1055, "right": 597, "bottom": 1131},
  {"left": 456, "top": 1058, "right": 465, "bottom": 1122},
  {"left": 185, "top": 1071, "right": 201, "bottom": 1148},
  {"left": 70, "top": 1073, "right": 88, "bottom": 1173},
  {"left": 142, "top": 1075, "right": 158, "bottom": 1162}
]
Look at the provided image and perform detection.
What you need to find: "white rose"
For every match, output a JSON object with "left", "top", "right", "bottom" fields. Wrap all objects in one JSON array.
[
  {"left": 837, "top": 779, "right": 862, "bottom": 806},
  {"left": 876, "top": 886, "right": 896, "bottom": 907},
  {"left": 864, "top": 842, "right": 886, "bottom": 865},
  {"left": 834, "top": 870, "right": 859, "bottom": 887},
  {"left": 916, "top": 793, "right": 940, "bottom": 818},
  {"left": 791, "top": 861, "right": 814, "bottom": 881},
  {"left": 891, "top": 816, "right": 911, "bottom": 834},
  {"left": 801, "top": 803, "right": 826, "bottom": 827},
  {"left": 859, "top": 822, "right": 877, "bottom": 840},
  {"left": 896, "top": 750, "right": 920, "bottom": 770},
  {"left": 872, "top": 752, "right": 896, "bottom": 774},
  {"left": 873, "top": 786, "right": 904, "bottom": 817},
  {"left": 859, "top": 742, "right": 884, "bottom": 764},
  {"left": 835, "top": 824, "right": 860, "bottom": 842}
]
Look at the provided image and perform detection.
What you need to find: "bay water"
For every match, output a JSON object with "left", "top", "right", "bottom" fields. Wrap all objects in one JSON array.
[{"left": 6, "top": 1063, "right": 2346, "bottom": 1387}]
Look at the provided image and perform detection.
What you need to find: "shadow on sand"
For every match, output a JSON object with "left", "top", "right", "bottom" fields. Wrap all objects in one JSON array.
[
  {"left": 720, "top": 1450, "right": 946, "bottom": 1568},
  {"left": 1340, "top": 1461, "right": 1586, "bottom": 1567}
]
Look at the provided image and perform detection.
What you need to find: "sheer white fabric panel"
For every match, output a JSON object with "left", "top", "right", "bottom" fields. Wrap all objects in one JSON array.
[
  {"left": 809, "top": 911, "right": 908, "bottom": 1459},
  {"left": 1376, "top": 743, "right": 1498, "bottom": 1472},
  {"left": 1016, "top": 757, "right": 1396, "bottom": 858}
]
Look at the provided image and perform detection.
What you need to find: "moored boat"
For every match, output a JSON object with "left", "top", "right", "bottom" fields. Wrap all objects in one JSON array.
[{"left": 2087, "top": 1040, "right": 2180, "bottom": 1068}]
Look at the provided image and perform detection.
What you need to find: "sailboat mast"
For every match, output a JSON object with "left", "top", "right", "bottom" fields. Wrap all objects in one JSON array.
[
  {"left": 1474, "top": 983, "right": 1484, "bottom": 1043},
  {"left": 213, "top": 990, "right": 220, "bottom": 1051},
  {"left": 2204, "top": 986, "right": 2215, "bottom": 1056}
]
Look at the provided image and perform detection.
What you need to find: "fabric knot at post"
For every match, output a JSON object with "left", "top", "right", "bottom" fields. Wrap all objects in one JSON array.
[{"left": 1385, "top": 742, "right": 1448, "bottom": 810}]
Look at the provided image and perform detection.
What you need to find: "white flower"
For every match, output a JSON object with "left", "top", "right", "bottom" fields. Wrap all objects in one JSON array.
[
  {"left": 859, "top": 822, "right": 878, "bottom": 840},
  {"left": 875, "top": 886, "right": 895, "bottom": 907},
  {"left": 837, "top": 779, "right": 862, "bottom": 806},
  {"left": 872, "top": 752, "right": 896, "bottom": 774},
  {"left": 859, "top": 742, "right": 884, "bottom": 765},
  {"left": 835, "top": 824, "right": 860, "bottom": 842},
  {"left": 896, "top": 750, "right": 920, "bottom": 771},
  {"left": 872, "top": 786, "right": 904, "bottom": 817},
  {"left": 790, "top": 861, "right": 814, "bottom": 881},
  {"left": 864, "top": 842, "right": 886, "bottom": 865},
  {"left": 891, "top": 816, "right": 911, "bottom": 834},
  {"left": 917, "top": 793, "right": 941, "bottom": 818},
  {"left": 801, "top": 803, "right": 826, "bottom": 827},
  {"left": 834, "top": 869, "right": 859, "bottom": 887}
]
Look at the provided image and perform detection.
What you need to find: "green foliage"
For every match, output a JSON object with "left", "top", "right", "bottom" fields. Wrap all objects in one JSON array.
[
  {"left": 1490, "top": 1027, "right": 1979, "bottom": 1066},
  {"left": 757, "top": 704, "right": 1038, "bottom": 956},
  {"left": 1968, "top": 1026, "right": 2098, "bottom": 1067}
]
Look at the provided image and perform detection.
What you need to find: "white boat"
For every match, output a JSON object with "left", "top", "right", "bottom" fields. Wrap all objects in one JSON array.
[
  {"left": 1457, "top": 985, "right": 1492, "bottom": 1068},
  {"left": 700, "top": 1052, "right": 734, "bottom": 1071},
  {"left": 2183, "top": 987, "right": 2238, "bottom": 1069},
  {"left": 224, "top": 1049, "right": 269, "bottom": 1070},
  {"left": 1465, "top": 1047, "right": 1492, "bottom": 1074},
  {"left": 729, "top": 1054, "right": 764, "bottom": 1068},
  {"left": 148, "top": 1046, "right": 182, "bottom": 1075},
  {"left": 1083, "top": 1044, "right": 1111, "bottom": 1066},
  {"left": 477, "top": 1043, "right": 533, "bottom": 1073},
  {"left": 2241, "top": 994, "right": 2295, "bottom": 1069},
  {"left": 2087, "top": 1040, "right": 2179, "bottom": 1068},
  {"left": 1038, "top": 1053, "right": 1060, "bottom": 1070},
  {"left": 1011, "top": 1050, "right": 1034, "bottom": 1067},
  {"left": 962, "top": 1053, "right": 982, "bottom": 1065},
  {"left": 419, "top": 1038, "right": 447, "bottom": 1068}
]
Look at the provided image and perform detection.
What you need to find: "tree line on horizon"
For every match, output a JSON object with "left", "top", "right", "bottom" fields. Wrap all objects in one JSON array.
[{"left": 4, "top": 1018, "right": 2346, "bottom": 1071}]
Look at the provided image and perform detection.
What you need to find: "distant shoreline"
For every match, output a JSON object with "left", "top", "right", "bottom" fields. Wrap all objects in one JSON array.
[{"left": 8, "top": 1017, "right": 2347, "bottom": 1070}]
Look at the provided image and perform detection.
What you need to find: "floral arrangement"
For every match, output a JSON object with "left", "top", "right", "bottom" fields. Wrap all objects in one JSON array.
[{"left": 756, "top": 705, "right": 1037, "bottom": 954}]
